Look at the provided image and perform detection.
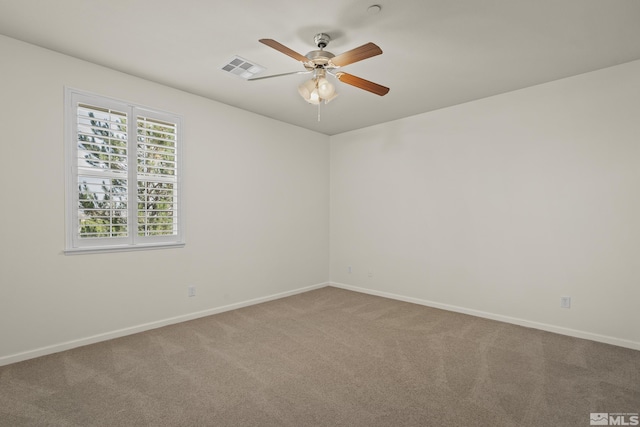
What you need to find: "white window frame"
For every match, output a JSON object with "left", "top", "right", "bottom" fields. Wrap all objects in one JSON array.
[{"left": 64, "top": 88, "right": 184, "bottom": 254}]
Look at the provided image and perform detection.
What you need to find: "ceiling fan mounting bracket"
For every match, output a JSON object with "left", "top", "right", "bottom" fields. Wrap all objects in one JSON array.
[{"left": 314, "top": 33, "right": 331, "bottom": 49}]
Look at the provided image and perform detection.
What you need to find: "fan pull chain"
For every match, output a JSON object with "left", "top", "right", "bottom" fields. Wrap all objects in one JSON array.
[{"left": 317, "top": 102, "right": 321, "bottom": 122}]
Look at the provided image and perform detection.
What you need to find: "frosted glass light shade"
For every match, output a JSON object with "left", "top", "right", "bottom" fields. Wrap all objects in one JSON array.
[
  {"left": 317, "top": 77, "right": 335, "bottom": 99},
  {"left": 308, "top": 89, "right": 320, "bottom": 104},
  {"left": 297, "top": 79, "right": 316, "bottom": 101}
]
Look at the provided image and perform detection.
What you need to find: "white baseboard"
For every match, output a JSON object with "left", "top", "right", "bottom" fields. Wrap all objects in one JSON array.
[
  {"left": 330, "top": 282, "right": 640, "bottom": 351},
  {"left": 4, "top": 280, "right": 636, "bottom": 367},
  {"left": 0, "top": 282, "right": 329, "bottom": 367}
]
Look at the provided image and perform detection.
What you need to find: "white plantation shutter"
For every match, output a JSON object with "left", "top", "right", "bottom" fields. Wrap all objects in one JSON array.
[
  {"left": 66, "top": 89, "right": 183, "bottom": 253},
  {"left": 76, "top": 104, "right": 129, "bottom": 240},
  {"left": 136, "top": 113, "right": 179, "bottom": 239}
]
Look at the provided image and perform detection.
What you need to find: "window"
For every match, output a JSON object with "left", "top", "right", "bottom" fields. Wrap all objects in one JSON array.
[{"left": 65, "top": 89, "right": 184, "bottom": 253}]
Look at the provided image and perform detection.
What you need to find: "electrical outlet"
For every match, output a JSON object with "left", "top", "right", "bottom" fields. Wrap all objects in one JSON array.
[
  {"left": 368, "top": 271, "right": 373, "bottom": 278},
  {"left": 560, "top": 296, "right": 571, "bottom": 309},
  {"left": 188, "top": 286, "right": 196, "bottom": 297},
  {"left": 348, "top": 266, "right": 352, "bottom": 274}
]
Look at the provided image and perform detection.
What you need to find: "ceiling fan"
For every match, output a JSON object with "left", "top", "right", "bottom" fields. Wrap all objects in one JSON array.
[{"left": 250, "top": 33, "right": 389, "bottom": 105}]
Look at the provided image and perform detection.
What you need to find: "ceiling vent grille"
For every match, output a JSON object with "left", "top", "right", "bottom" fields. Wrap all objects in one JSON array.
[{"left": 221, "top": 56, "right": 265, "bottom": 79}]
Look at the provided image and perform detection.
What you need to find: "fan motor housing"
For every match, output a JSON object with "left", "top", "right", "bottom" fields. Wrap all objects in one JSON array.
[{"left": 304, "top": 50, "right": 336, "bottom": 69}]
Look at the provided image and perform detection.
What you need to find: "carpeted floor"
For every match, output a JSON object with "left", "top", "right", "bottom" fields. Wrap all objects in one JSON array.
[{"left": 1, "top": 286, "right": 638, "bottom": 426}]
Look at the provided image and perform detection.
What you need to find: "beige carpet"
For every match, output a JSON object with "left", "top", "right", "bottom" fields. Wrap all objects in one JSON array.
[{"left": 1, "top": 286, "right": 638, "bottom": 426}]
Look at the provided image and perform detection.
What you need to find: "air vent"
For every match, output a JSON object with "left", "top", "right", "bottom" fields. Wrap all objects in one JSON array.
[{"left": 221, "top": 56, "right": 265, "bottom": 79}]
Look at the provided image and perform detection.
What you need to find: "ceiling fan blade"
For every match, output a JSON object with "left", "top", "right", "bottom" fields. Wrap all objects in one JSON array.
[
  {"left": 259, "top": 39, "right": 310, "bottom": 63},
  {"left": 330, "top": 42, "right": 383, "bottom": 67},
  {"left": 248, "top": 70, "right": 312, "bottom": 81},
  {"left": 335, "top": 72, "right": 390, "bottom": 96}
]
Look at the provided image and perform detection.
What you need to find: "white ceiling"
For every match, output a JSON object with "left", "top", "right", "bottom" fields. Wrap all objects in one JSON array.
[{"left": 1, "top": 0, "right": 640, "bottom": 135}]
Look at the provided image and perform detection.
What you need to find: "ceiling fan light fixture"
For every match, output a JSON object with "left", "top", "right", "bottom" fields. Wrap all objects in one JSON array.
[
  {"left": 298, "top": 77, "right": 336, "bottom": 104},
  {"left": 298, "top": 68, "right": 337, "bottom": 104}
]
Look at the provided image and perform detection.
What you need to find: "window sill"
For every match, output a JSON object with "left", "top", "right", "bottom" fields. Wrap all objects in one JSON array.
[{"left": 64, "top": 242, "right": 185, "bottom": 255}]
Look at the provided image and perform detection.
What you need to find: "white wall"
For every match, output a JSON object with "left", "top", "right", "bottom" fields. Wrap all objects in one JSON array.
[
  {"left": 2, "top": 33, "right": 638, "bottom": 365},
  {"left": 0, "top": 35, "right": 330, "bottom": 364},
  {"left": 330, "top": 60, "right": 640, "bottom": 349}
]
